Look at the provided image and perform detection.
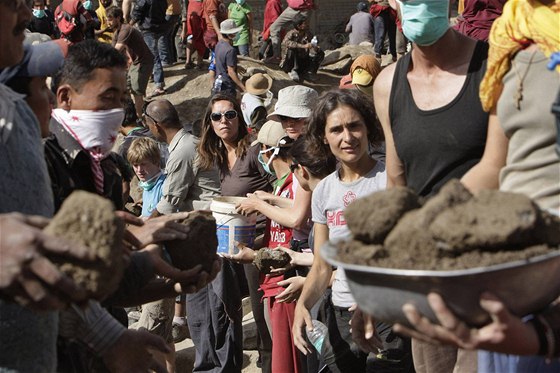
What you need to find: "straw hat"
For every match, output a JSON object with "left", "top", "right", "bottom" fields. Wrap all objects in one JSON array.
[
  {"left": 219, "top": 19, "right": 243, "bottom": 35},
  {"left": 245, "top": 73, "right": 273, "bottom": 95},
  {"left": 267, "top": 85, "right": 318, "bottom": 121}
]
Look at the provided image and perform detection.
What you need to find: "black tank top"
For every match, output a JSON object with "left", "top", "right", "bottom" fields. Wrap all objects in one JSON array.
[{"left": 389, "top": 41, "right": 489, "bottom": 197}]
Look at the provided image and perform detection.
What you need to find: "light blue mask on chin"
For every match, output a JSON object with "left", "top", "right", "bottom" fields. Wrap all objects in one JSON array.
[
  {"left": 32, "top": 8, "right": 47, "bottom": 18},
  {"left": 258, "top": 152, "right": 276, "bottom": 176},
  {"left": 83, "top": 0, "right": 93, "bottom": 10},
  {"left": 397, "top": 0, "right": 449, "bottom": 46}
]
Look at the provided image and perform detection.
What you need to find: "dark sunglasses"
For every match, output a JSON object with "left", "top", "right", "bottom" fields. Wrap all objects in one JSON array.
[
  {"left": 289, "top": 162, "right": 299, "bottom": 173},
  {"left": 278, "top": 115, "right": 301, "bottom": 123},
  {"left": 210, "top": 110, "right": 237, "bottom": 122},
  {"left": 142, "top": 102, "right": 158, "bottom": 124}
]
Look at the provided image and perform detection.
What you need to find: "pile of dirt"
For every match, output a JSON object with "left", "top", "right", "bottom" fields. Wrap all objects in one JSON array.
[
  {"left": 165, "top": 211, "right": 218, "bottom": 273},
  {"left": 338, "top": 180, "right": 560, "bottom": 270},
  {"left": 253, "top": 248, "right": 291, "bottom": 274},
  {"left": 44, "top": 191, "right": 125, "bottom": 300}
]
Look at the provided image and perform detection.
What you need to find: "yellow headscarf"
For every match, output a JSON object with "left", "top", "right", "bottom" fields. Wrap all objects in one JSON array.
[{"left": 479, "top": 0, "right": 560, "bottom": 112}]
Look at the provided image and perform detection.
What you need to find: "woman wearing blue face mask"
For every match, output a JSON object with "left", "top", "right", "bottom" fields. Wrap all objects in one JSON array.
[
  {"left": 197, "top": 93, "right": 275, "bottom": 373},
  {"left": 29, "top": 0, "right": 56, "bottom": 37},
  {"left": 228, "top": 0, "right": 253, "bottom": 56}
]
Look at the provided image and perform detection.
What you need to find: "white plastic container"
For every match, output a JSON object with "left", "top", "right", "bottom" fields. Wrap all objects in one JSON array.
[{"left": 210, "top": 196, "right": 257, "bottom": 255}]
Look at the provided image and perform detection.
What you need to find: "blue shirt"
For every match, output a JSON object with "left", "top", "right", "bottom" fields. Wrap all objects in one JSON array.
[{"left": 141, "top": 173, "right": 166, "bottom": 217}]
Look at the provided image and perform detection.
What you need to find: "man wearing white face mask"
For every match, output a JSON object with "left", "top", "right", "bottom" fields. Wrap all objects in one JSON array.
[
  {"left": 46, "top": 40, "right": 128, "bottom": 209},
  {"left": 358, "top": 0, "right": 505, "bottom": 372}
]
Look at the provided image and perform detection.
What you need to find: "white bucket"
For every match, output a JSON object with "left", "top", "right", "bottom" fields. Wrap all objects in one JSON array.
[{"left": 210, "top": 196, "right": 257, "bottom": 255}]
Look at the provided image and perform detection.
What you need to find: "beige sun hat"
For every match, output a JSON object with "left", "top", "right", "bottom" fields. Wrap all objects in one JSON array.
[
  {"left": 267, "top": 85, "right": 318, "bottom": 121},
  {"left": 219, "top": 19, "right": 243, "bottom": 35},
  {"left": 251, "top": 120, "right": 285, "bottom": 147},
  {"left": 245, "top": 73, "right": 273, "bottom": 95}
]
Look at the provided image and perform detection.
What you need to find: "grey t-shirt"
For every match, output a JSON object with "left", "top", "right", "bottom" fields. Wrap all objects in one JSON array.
[
  {"left": 312, "top": 161, "right": 387, "bottom": 307},
  {"left": 157, "top": 128, "right": 221, "bottom": 213},
  {"left": 214, "top": 39, "right": 237, "bottom": 91},
  {"left": 346, "top": 11, "right": 374, "bottom": 45}
]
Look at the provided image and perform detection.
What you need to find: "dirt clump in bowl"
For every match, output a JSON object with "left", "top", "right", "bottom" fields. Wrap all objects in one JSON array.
[
  {"left": 254, "top": 248, "right": 291, "bottom": 274},
  {"left": 44, "top": 191, "right": 125, "bottom": 300},
  {"left": 345, "top": 186, "right": 420, "bottom": 244},
  {"left": 165, "top": 211, "right": 218, "bottom": 273},
  {"left": 338, "top": 179, "right": 560, "bottom": 270}
]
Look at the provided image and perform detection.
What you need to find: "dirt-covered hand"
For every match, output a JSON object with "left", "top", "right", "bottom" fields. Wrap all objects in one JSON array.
[
  {"left": 173, "top": 255, "right": 222, "bottom": 294},
  {"left": 223, "top": 241, "right": 256, "bottom": 264},
  {"left": 0, "top": 213, "right": 95, "bottom": 310},
  {"left": 393, "top": 292, "right": 540, "bottom": 355},
  {"left": 101, "top": 329, "right": 170, "bottom": 373},
  {"left": 127, "top": 212, "right": 192, "bottom": 248}
]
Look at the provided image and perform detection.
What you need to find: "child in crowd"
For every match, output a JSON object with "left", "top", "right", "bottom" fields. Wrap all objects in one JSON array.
[
  {"left": 212, "top": 19, "right": 246, "bottom": 96},
  {"left": 127, "top": 137, "right": 166, "bottom": 218},
  {"left": 126, "top": 137, "right": 175, "bottom": 372}
]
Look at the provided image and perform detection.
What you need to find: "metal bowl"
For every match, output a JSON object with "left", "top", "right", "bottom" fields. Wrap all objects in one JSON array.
[{"left": 322, "top": 242, "right": 560, "bottom": 327}]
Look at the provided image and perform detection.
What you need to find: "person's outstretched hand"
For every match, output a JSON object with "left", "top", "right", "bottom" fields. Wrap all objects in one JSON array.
[
  {"left": 142, "top": 244, "right": 222, "bottom": 294},
  {"left": 222, "top": 241, "right": 256, "bottom": 264},
  {"left": 0, "top": 213, "right": 95, "bottom": 310},
  {"left": 101, "top": 329, "right": 170, "bottom": 373},
  {"left": 350, "top": 305, "right": 383, "bottom": 353},
  {"left": 393, "top": 292, "right": 540, "bottom": 356},
  {"left": 123, "top": 211, "right": 193, "bottom": 248},
  {"left": 293, "top": 302, "right": 314, "bottom": 355}
]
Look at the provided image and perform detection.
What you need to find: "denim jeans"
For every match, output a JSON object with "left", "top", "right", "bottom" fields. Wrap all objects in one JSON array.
[
  {"left": 161, "top": 14, "right": 180, "bottom": 64},
  {"left": 234, "top": 44, "right": 249, "bottom": 57},
  {"left": 142, "top": 30, "right": 165, "bottom": 88},
  {"left": 373, "top": 10, "right": 396, "bottom": 57}
]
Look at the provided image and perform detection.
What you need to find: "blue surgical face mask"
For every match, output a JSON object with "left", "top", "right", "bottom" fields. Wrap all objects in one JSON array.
[
  {"left": 258, "top": 152, "right": 276, "bottom": 176},
  {"left": 397, "top": 0, "right": 449, "bottom": 46},
  {"left": 83, "top": 0, "right": 93, "bottom": 10},
  {"left": 236, "top": 0, "right": 245, "bottom": 4},
  {"left": 138, "top": 172, "right": 162, "bottom": 191},
  {"left": 32, "top": 8, "right": 46, "bottom": 18}
]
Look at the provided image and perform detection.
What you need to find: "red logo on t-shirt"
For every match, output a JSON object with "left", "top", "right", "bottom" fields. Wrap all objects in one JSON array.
[{"left": 343, "top": 191, "right": 356, "bottom": 207}]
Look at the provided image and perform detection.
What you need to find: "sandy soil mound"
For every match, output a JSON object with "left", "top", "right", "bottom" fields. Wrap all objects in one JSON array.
[{"left": 338, "top": 179, "right": 560, "bottom": 270}]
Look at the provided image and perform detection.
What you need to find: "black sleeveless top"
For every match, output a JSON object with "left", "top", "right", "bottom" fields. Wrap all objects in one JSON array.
[{"left": 389, "top": 41, "right": 489, "bottom": 197}]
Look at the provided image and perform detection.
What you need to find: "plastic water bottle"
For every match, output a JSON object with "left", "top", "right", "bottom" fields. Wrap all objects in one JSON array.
[
  {"left": 306, "top": 320, "right": 328, "bottom": 353},
  {"left": 309, "top": 36, "right": 318, "bottom": 58},
  {"left": 311, "top": 36, "right": 318, "bottom": 47},
  {"left": 213, "top": 74, "right": 223, "bottom": 93}
]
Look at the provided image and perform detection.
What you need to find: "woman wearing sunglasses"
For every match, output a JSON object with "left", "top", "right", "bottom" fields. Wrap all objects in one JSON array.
[{"left": 196, "top": 93, "right": 275, "bottom": 373}]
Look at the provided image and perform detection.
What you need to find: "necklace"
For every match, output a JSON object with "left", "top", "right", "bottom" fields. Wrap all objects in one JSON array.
[{"left": 511, "top": 49, "right": 538, "bottom": 110}]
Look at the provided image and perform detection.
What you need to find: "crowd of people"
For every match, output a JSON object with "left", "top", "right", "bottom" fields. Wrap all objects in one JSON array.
[{"left": 0, "top": 0, "right": 559, "bottom": 373}]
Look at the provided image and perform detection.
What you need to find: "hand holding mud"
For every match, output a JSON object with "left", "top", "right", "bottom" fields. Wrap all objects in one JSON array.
[{"left": 0, "top": 213, "right": 95, "bottom": 310}]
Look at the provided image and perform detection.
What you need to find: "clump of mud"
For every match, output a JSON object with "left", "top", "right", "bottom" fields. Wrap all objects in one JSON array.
[
  {"left": 337, "top": 179, "right": 560, "bottom": 270},
  {"left": 345, "top": 186, "right": 420, "bottom": 244},
  {"left": 165, "top": 211, "right": 218, "bottom": 273},
  {"left": 44, "top": 191, "right": 125, "bottom": 300},
  {"left": 253, "top": 248, "right": 291, "bottom": 274}
]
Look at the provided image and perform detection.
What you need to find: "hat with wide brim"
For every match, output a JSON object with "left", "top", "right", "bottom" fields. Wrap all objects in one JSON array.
[
  {"left": 219, "top": 19, "right": 244, "bottom": 35},
  {"left": 267, "top": 85, "right": 318, "bottom": 121},
  {"left": 246, "top": 73, "right": 273, "bottom": 95},
  {"left": 251, "top": 120, "right": 286, "bottom": 147}
]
